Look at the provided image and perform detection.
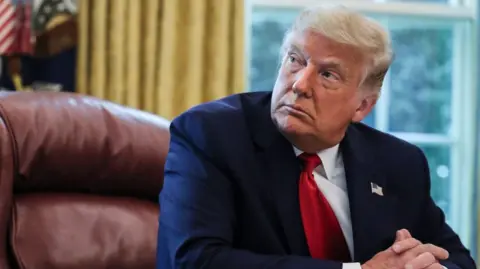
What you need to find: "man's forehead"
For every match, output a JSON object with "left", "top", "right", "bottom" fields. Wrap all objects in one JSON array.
[{"left": 285, "top": 31, "right": 367, "bottom": 64}]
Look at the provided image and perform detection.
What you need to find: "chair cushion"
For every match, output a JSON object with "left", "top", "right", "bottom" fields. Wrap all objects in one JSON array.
[{"left": 10, "top": 193, "right": 158, "bottom": 269}]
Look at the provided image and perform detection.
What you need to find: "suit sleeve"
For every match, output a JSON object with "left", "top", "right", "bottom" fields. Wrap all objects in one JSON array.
[
  {"left": 156, "top": 116, "right": 342, "bottom": 269},
  {"left": 414, "top": 147, "right": 476, "bottom": 269}
]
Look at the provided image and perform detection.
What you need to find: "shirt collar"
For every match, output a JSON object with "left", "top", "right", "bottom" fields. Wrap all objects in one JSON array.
[{"left": 293, "top": 144, "right": 340, "bottom": 180}]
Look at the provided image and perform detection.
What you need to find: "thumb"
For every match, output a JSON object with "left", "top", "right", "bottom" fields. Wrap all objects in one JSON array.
[
  {"left": 395, "top": 229, "right": 412, "bottom": 242},
  {"left": 403, "top": 229, "right": 412, "bottom": 239}
]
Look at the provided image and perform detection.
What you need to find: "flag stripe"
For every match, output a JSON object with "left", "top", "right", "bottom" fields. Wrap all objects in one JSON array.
[
  {"left": 0, "top": 22, "right": 15, "bottom": 42},
  {"left": 0, "top": 0, "right": 16, "bottom": 55},
  {"left": 0, "top": 36, "right": 13, "bottom": 53},
  {"left": 0, "top": 6, "right": 14, "bottom": 26}
]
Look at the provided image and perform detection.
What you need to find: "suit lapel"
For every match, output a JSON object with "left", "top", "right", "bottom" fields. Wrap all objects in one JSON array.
[
  {"left": 262, "top": 135, "right": 309, "bottom": 256},
  {"left": 341, "top": 125, "right": 398, "bottom": 262},
  {"left": 249, "top": 94, "right": 309, "bottom": 256}
]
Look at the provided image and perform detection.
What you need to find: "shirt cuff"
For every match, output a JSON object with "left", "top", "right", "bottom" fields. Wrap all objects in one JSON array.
[{"left": 343, "top": 262, "right": 362, "bottom": 269}]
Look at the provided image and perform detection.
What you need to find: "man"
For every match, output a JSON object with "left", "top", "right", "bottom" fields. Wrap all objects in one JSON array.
[{"left": 156, "top": 5, "right": 476, "bottom": 269}]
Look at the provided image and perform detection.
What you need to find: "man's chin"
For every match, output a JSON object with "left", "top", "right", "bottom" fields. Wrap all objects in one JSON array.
[{"left": 274, "top": 114, "right": 311, "bottom": 136}]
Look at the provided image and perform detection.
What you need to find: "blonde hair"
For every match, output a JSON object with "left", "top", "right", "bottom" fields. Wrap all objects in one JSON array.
[{"left": 281, "top": 5, "right": 393, "bottom": 93}]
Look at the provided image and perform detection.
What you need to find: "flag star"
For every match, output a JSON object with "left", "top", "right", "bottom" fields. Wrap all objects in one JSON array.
[{"left": 57, "top": 3, "right": 65, "bottom": 11}]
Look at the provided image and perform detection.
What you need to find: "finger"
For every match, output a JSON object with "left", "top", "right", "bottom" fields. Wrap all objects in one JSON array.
[
  {"left": 402, "top": 229, "right": 413, "bottom": 239},
  {"left": 395, "top": 229, "right": 410, "bottom": 242},
  {"left": 392, "top": 238, "right": 422, "bottom": 254},
  {"left": 421, "top": 244, "right": 449, "bottom": 260},
  {"left": 405, "top": 252, "right": 436, "bottom": 269}
]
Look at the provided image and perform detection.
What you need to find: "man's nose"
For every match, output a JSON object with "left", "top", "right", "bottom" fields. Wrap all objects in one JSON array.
[{"left": 292, "top": 66, "right": 314, "bottom": 97}]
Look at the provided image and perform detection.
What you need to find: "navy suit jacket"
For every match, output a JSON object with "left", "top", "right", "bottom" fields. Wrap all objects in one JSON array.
[{"left": 157, "top": 92, "right": 475, "bottom": 269}]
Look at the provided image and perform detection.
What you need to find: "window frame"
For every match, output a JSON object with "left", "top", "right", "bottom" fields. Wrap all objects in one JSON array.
[
  {"left": 251, "top": 0, "right": 476, "bottom": 19},
  {"left": 248, "top": 0, "right": 478, "bottom": 251}
]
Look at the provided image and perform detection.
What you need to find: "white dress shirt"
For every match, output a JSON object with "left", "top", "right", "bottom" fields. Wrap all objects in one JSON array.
[{"left": 293, "top": 145, "right": 361, "bottom": 269}]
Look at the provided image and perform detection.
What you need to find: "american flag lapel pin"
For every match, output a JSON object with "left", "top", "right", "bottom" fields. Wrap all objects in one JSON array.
[{"left": 370, "top": 182, "right": 384, "bottom": 196}]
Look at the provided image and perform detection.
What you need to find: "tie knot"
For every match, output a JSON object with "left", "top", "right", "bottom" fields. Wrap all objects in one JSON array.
[{"left": 299, "top": 153, "right": 321, "bottom": 174}]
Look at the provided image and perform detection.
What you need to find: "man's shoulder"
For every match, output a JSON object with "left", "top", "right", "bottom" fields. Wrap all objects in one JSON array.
[
  {"left": 349, "top": 123, "right": 429, "bottom": 193},
  {"left": 349, "top": 122, "right": 424, "bottom": 159},
  {"left": 174, "top": 91, "right": 271, "bottom": 125},
  {"left": 170, "top": 91, "right": 272, "bottom": 150}
]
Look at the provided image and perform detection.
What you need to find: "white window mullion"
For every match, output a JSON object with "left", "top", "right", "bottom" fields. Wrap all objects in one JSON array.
[
  {"left": 388, "top": 133, "right": 453, "bottom": 145},
  {"left": 450, "top": 21, "right": 476, "bottom": 249},
  {"left": 448, "top": 21, "right": 462, "bottom": 244}
]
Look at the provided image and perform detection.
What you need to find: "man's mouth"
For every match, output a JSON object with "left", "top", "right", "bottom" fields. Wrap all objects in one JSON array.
[{"left": 282, "top": 104, "right": 309, "bottom": 117}]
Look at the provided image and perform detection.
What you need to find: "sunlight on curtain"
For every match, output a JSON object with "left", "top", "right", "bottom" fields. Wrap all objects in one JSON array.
[{"left": 77, "top": 0, "right": 245, "bottom": 119}]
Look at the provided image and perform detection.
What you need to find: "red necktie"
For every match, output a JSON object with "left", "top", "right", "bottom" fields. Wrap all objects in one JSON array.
[{"left": 298, "top": 153, "right": 351, "bottom": 261}]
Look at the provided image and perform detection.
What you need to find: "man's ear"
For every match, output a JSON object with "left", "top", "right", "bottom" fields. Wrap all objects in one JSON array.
[{"left": 351, "top": 93, "right": 378, "bottom": 123}]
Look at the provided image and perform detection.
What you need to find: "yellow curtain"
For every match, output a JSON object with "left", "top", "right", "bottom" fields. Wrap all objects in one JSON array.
[{"left": 76, "top": 0, "right": 245, "bottom": 119}]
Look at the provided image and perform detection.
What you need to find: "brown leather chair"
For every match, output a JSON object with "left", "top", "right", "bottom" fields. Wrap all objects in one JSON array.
[{"left": 0, "top": 92, "right": 170, "bottom": 269}]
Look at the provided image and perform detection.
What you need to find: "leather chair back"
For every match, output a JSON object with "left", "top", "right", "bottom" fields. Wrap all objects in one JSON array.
[{"left": 0, "top": 92, "right": 169, "bottom": 269}]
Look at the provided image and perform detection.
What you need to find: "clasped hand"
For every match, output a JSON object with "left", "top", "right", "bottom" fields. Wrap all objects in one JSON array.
[{"left": 362, "top": 229, "right": 448, "bottom": 269}]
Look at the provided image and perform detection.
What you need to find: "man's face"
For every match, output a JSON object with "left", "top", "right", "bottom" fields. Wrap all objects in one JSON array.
[{"left": 271, "top": 30, "right": 377, "bottom": 151}]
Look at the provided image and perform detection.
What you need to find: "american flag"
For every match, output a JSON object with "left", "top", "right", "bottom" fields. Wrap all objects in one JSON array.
[
  {"left": 0, "top": 0, "right": 33, "bottom": 55},
  {"left": 0, "top": 0, "right": 16, "bottom": 54}
]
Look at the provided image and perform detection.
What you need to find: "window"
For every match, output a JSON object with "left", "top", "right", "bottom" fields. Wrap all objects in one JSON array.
[{"left": 247, "top": 0, "right": 478, "bottom": 250}]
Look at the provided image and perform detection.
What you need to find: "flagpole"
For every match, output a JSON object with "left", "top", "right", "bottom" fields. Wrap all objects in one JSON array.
[
  {"left": 6, "top": 0, "right": 33, "bottom": 92},
  {"left": 6, "top": 55, "right": 24, "bottom": 91}
]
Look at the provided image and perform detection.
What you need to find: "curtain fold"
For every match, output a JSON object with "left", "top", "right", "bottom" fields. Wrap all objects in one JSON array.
[{"left": 76, "top": 0, "right": 245, "bottom": 119}]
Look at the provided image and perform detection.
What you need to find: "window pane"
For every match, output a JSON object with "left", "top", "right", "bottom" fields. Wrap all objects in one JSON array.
[
  {"left": 386, "top": 18, "right": 455, "bottom": 134},
  {"left": 362, "top": 107, "right": 376, "bottom": 128},
  {"left": 249, "top": 8, "right": 294, "bottom": 92},
  {"left": 416, "top": 144, "right": 451, "bottom": 223}
]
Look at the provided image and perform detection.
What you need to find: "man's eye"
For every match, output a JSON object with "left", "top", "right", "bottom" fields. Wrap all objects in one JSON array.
[
  {"left": 321, "top": 71, "right": 332, "bottom": 77},
  {"left": 321, "top": 71, "right": 337, "bottom": 80},
  {"left": 288, "top": 56, "right": 297, "bottom": 63}
]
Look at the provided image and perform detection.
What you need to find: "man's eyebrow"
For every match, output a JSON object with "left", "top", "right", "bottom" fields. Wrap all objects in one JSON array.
[
  {"left": 286, "top": 43, "right": 302, "bottom": 54},
  {"left": 318, "top": 59, "right": 342, "bottom": 67},
  {"left": 317, "top": 59, "right": 345, "bottom": 70}
]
